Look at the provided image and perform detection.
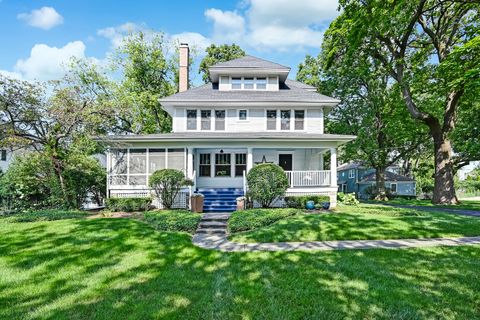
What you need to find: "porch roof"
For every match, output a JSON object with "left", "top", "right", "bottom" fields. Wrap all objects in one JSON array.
[{"left": 102, "top": 132, "right": 356, "bottom": 143}]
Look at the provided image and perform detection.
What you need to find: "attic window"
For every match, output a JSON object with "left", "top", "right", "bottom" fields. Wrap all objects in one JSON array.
[
  {"left": 244, "top": 78, "right": 254, "bottom": 89},
  {"left": 232, "top": 77, "right": 242, "bottom": 89},
  {"left": 256, "top": 77, "right": 267, "bottom": 90}
]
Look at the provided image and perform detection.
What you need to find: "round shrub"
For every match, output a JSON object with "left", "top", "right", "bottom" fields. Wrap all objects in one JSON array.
[
  {"left": 149, "top": 169, "right": 193, "bottom": 209},
  {"left": 246, "top": 163, "right": 289, "bottom": 208}
]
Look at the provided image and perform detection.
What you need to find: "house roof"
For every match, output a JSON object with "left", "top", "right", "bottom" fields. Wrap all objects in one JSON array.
[
  {"left": 338, "top": 162, "right": 365, "bottom": 171},
  {"left": 160, "top": 79, "right": 339, "bottom": 104},
  {"left": 359, "top": 171, "right": 415, "bottom": 183},
  {"left": 102, "top": 132, "right": 356, "bottom": 143},
  {"left": 209, "top": 55, "right": 290, "bottom": 71}
]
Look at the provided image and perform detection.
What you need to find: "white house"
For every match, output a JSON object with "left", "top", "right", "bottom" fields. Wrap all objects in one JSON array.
[{"left": 104, "top": 44, "right": 355, "bottom": 211}]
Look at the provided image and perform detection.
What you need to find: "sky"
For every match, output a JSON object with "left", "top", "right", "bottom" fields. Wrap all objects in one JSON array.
[{"left": 0, "top": 0, "right": 340, "bottom": 85}]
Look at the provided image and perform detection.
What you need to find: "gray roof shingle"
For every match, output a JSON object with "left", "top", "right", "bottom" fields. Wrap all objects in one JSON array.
[
  {"left": 359, "top": 171, "right": 415, "bottom": 183},
  {"left": 209, "top": 55, "right": 290, "bottom": 70}
]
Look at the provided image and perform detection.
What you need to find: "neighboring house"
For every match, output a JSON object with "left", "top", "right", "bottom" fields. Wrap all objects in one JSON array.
[
  {"left": 337, "top": 162, "right": 416, "bottom": 199},
  {"left": 104, "top": 44, "right": 355, "bottom": 211},
  {"left": 0, "top": 149, "right": 13, "bottom": 173}
]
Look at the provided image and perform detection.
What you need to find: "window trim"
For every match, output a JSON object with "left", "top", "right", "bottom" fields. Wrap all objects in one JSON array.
[
  {"left": 390, "top": 183, "right": 397, "bottom": 193},
  {"left": 349, "top": 169, "right": 355, "bottom": 179},
  {"left": 186, "top": 109, "right": 198, "bottom": 131},
  {"left": 238, "top": 109, "right": 248, "bottom": 121}
]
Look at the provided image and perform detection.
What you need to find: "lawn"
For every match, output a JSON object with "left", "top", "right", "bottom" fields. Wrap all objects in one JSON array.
[
  {"left": 381, "top": 198, "right": 480, "bottom": 211},
  {"left": 1, "top": 216, "right": 480, "bottom": 319},
  {"left": 229, "top": 204, "right": 480, "bottom": 243}
]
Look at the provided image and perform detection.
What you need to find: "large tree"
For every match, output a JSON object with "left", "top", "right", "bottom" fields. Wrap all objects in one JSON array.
[
  {"left": 334, "top": 0, "right": 480, "bottom": 204},
  {"left": 199, "top": 44, "right": 245, "bottom": 83}
]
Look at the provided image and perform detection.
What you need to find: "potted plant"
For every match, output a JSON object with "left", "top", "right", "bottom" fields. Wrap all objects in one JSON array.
[
  {"left": 236, "top": 196, "right": 246, "bottom": 211},
  {"left": 305, "top": 200, "right": 315, "bottom": 210},
  {"left": 190, "top": 193, "right": 204, "bottom": 213},
  {"left": 322, "top": 201, "right": 330, "bottom": 210}
]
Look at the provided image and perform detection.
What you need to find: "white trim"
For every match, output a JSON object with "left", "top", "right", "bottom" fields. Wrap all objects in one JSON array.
[
  {"left": 277, "top": 151, "right": 294, "bottom": 171},
  {"left": 238, "top": 109, "right": 248, "bottom": 121}
]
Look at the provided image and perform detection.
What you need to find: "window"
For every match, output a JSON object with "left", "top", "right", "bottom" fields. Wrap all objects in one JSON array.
[
  {"left": 390, "top": 183, "right": 397, "bottom": 193},
  {"left": 244, "top": 77, "right": 254, "bottom": 89},
  {"left": 0, "top": 150, "right": 6, "bottom": 161},
  {"left": 256, "top": 77, "right": 267, "bottom": 90},
  {"left": 215, "top": 110, "right": 225, "bottom": 130},
  {"left": 187, "top": 109, "right": 197, "bottom": 130},
  {"left": 342, "top": 184, "right": 347, "bottom": 193},
  {"left": 199, "top": 153, "right": 211, "bottom": 177},
  {"left": 232, "top": 77, "right": 242, "bottom": 89},
  {"left": 109, "top": 149, "right": 127, "bottom": 185},
  {"left": 220, "top": 76, "right": 229, "bottom": 84},
  {"left": 349, "top": 169, "right": 355, "bottom": 178},
  {"left": 215, "top": 153, "right": 231, "bottom": 177},
  {"left": 129, "top": 149, "right": 147, "bottom": 186},
  {"left": 294, "top": 110, "right": 305, "bottom": 130},
  {"left": 149, "top": 148, "right": 166, "bottom": 172},
  {"left": 280, "top": 110, "right": 291, "bottom": 130},
  {"left": 167, "top": 148, "right": 185, "bottom": 171},
  {"left": 239, "top": 109, "right": 248, "bottom": 120},
  {"left": 201, "top": 110, "right": 211, "bottom": 130},
  {"left": 267, "top": 110, "right": 277, "bottom": 130},
  {"left": 235, "top": 153, "right": 247, "bottom": 177}
]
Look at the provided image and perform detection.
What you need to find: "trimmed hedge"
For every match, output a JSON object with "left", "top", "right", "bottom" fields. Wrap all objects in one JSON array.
[
  {"left": 228, "top": 208, "right": 299, "bottom": 233},
  {"left": 144, "top": 210, "right": 201, "bottom": 234},
  {"left": 105, "top": 197, "right": 152, "bottom": 212},
  {"left": 4, "top": 210, "right": 89, "bottom": 223},
  {"left": 284, "top": 195, "right": 330, "bottom": 209}
]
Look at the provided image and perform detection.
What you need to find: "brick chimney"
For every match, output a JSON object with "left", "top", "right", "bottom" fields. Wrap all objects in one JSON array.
[{"left": 179, "top": 43, "right": 189, "bottom": 92}]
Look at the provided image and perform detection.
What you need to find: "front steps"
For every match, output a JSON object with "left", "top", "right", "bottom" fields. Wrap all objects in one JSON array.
[
  {"left": 198, "top": 188, "right": 243, "bottom": 213},
  {"left": 196, "top": 213, "right": 231, "bottom": 235}
]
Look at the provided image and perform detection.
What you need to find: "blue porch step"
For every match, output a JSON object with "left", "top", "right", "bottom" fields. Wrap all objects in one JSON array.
[{"left": 197, "top": 188, "right": 244, "bottom": 213}]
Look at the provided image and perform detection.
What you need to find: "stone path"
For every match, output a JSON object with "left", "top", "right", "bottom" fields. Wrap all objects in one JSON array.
[
  {"left": 192, "top": 213, "right": 480, "bottom": 252},
  {"left": 377, "top": 202, "right": 480, "bottom": 217}
]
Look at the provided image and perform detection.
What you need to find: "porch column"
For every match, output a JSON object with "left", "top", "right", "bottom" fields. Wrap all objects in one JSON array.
[
  {"left": 330, "top": 147, "right": 337, "bottom": 187},
  {"left": 187, "top": 147, "right": 194, "bottom": 179},
  {"left": 246, "top": 147, "right": 253, "bottom": 172},
  {"left": 319, "top": 152, "right": 324, "bottom": 170}
]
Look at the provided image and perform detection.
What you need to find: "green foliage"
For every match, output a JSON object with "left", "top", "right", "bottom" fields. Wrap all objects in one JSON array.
[
  {"left": 149, "top": 169, "right": 193, "bottom": 209},
  {"left": 227, "top": 208, "right": 299, "bottom": 233},
  {"left": 3, "top": 209, "right": 88, "bottom": 223},
  {"left": 143, "top": 210, "right": 201, "bottom": 234},
  {"left": 246, "top": 164, "right": 289, "bottom": 208},
  {"left": 284, "top": 195, "right": 330, "bottom": 209},
  {"left": 105, "top": 197, "right": 152, "bottom": 212},
  {"left": 199, "top": 44, "right": 245, "bottom": 83},
  {"left": 337, "top": 193, "right": 359, "bottom": 206}
]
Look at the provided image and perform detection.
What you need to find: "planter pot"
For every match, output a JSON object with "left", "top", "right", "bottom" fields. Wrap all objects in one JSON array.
[
  {"left": 236, "top": 198, "right": 245, "bottom": 211},
  {"left": 190, "top": 195, "right": 204, "bottom": 213},
  {"left": 305, "top": 200, "right": 315, "bottom": 210},
  {"left": 322, "top": 202, "right": 330, "bottom": 210}
]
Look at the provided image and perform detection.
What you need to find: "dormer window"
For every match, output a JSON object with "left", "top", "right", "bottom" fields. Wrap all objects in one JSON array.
[
  {"left": 187, "top": 110, "right": 197, "bottom": 130},
  {"left": 244, "top": 78, "right": 254, "bottom": 89},
  {"left": 229, "top": 77, "right": 269, "bottom": 90},
  {"left": 256, "top": 77, "right": 267, "bottom": 90},
  {"left": 232, "top": 77, "right": 242, "bottom": 89}
]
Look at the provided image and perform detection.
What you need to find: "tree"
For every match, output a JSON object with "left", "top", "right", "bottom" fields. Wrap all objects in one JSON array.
[
  {"left": 246, "top": 164, "right": 289, "bottom": 208},
  {"left": 199, "top": 44, "right": 245, "bottom": 83},
  {"left": 334, "top": 0, "right": 480, "bottom": 204},
  {"left": 149, "top": 169, "right": 193, "bottom": 209}
]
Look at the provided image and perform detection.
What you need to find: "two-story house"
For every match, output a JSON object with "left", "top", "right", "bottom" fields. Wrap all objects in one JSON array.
[
  {"left": 337, "top": 162, "right": 416, "bottom": 199},
  {"left": 104, "top": 44, "right": 355, "bottom": 211}
]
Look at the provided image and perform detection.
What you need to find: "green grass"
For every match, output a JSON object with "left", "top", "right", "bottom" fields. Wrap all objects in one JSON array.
[
  {"left": 383, "top": 198, "right": 480, "bottom": 211},
  {"left": 143, "top": 210, "right": 201, "bottom": 234},
  {"left": 0, "top": 217, "right": 480, "bottom": 319},
  {"left": 2, "top": 209, "right": 90, "bottom": 223},
  {"left": 229, "top": 204, "right": 480, "bottom": 243},
  {"left": 228, "top": 208, "right": 299, "bottom": 233}
]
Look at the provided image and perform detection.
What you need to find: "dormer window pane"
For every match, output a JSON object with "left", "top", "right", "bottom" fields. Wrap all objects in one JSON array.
[
  {"left": 256, "top": 77, "right": 267, "bottom": 90},
  {"left": 215, "top": 110, "right": 225, "bottom": 130},
  {"left": 201, "top": 110, "right": 211, "bottom": 130},
  {"left": 187, "top": 110, "right": 197, "bottom": 130},
  {"left": 281, "top": 110, "right": 291, "bottom": 130},
  {"left": 295, "top": 110, "right": 305, "bottom": 130},
  {"left": 232, "top": 77, "right": 241, "bottom": 89},
  {"left": 267, "top": 110, "right": 277, "bottom": 130},
  {"left": 244, "top": 77, "right": 254, "bottom": 89}
]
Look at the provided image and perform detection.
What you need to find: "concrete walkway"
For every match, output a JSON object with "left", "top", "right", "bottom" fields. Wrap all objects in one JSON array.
[
  {"left": 376, "top": 202, "right": 480, "bottom": 217},
  {"left": 192, "top": 213, "right": 480, "bottom": 252}
]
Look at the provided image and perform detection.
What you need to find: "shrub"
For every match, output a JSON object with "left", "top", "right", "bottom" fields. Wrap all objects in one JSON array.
[
  {"left": 228, "top": 208, "right": 299, "bottom": 233},
  {"left": 246, "top": 164, "right": 289, "bottom": 208},
  {"left": 105, "top": 197, "right": 152, "bottom": 212},
  {"left": 144, "top": 210, "right": 201, "bottom": 234},
  {"left": 337, "top": 192, "right": 359, "bottom": 205},
  {"left": 5, "top": 209, "right": 88, "bottom": 223},
  {"left": 284, "top": 195, "right": 330, "bottom": 208},
  {"left": 149, "top": 169, "right": 193, "bottom": 209}
]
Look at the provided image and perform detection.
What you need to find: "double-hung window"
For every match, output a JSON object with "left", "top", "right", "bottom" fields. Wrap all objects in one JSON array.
[
  {"left": 294, "top": 110, "right": 305, "bottom": 130},
  {"left": 349, "top": 170, "right": 355, "bottom": 179},
  {"left": 256, "top": 77, "right": 267, "bottom": 90},
  {"left": 390, "top": 183, "right": 397, "bottom": 193},
  {"left": 201, "top": 110, "right": 211, "bottom": 130},
  {"left": 187, "top": 110, "right": 197, "bottom": 130},
  {"left": 281, "top": 110, "right": 291, "bottom": 130},
  {"left": 235, "top": 154, "right": 247, "bottom": 177},
  {"left": 215, "top": 110, "right": 225, "bottom": 130},
  {"left": 244, "top": 77, "right": 254, "bottom": 89},
  {"left": 199, "top": 154, "right": 211, "bottom": 177},
  {"left": 232, "top": 77, "right": 242, "bottom": 90},
  {"left": 215, "top": 153, "right": 231, "bottom": 177},
  {"left": 267, "top": 110, "right": 277, "bottom": 130}
]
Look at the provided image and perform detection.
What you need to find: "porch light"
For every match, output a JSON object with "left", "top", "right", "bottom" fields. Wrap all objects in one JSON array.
[{"left": 220, "top": 149, "right": 224, "bottom": 154}]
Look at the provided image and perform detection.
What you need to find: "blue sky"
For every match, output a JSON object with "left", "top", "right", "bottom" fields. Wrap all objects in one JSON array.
[{"left": 0, "top": 0, "right": 339, "bottom": 85}]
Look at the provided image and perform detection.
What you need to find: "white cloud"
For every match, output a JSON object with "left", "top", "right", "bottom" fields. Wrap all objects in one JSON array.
[
  {"left": 205, "top": 8, "right": 245, "bottom": 43},
  {"left": 14, "top": 41, "right": 86, "bottom": 80},
  {"left": 170, "top": 32, "right": 211, "bottom": 52},
  {"left": 17, "top": 7, "right": 64, "bottom": 30},
  {"left": 97, "top": 22, "right": 146, "bottom": 48}
]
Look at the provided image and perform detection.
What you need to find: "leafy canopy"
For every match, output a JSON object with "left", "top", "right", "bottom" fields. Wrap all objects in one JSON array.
[{"left": 199, "top": 44, "right": 245, "bottom": 83}]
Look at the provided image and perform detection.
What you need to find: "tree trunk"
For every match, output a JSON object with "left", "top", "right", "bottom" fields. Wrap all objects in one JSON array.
[
  {"left": 374, "top": 167, "right": 388, "bottom": 201},
  {"left": 51, "top": 155, "right": 71, "bottom": 207},
  {"left": 431, "top": 130, "right": 458, "bottom": 204}
]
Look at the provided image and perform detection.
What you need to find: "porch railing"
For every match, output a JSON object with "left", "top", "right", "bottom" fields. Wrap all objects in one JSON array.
[{"left": 285, "top": 170, "right": 331, "bottom": 187}]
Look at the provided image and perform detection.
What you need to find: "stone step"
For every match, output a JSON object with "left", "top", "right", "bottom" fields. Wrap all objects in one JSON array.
[
  {"left": 199, "top": 221, "right": 227, "bottom": 228},
  {"left": 201, "top": 213, "right": 231, "bottom": 220},
  {"left": 196, "top": 228, "right": 226, "bottom": 235}
]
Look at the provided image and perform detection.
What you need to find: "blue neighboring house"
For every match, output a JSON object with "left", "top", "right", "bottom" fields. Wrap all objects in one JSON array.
[{"left": 337, "top": 162, "right": 416, "bottom": 199}]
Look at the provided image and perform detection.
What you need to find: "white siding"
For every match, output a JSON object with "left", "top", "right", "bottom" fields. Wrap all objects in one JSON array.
[{"left": 306, "top": 108, "right": 324, "bottom": 134}]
